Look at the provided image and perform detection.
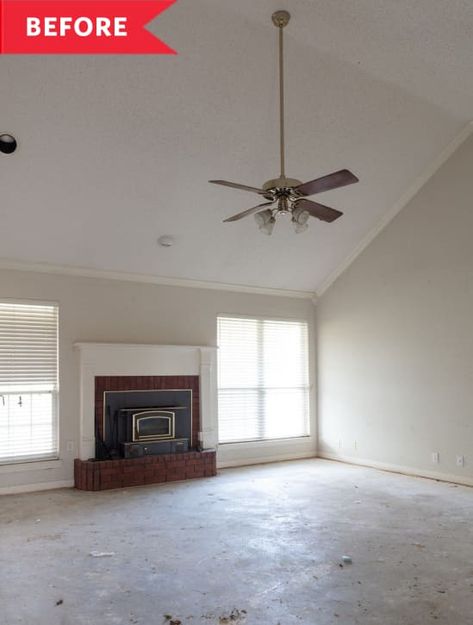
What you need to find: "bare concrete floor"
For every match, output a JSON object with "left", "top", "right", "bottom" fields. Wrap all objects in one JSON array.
[{"left": 1, "top": 459, "right": 473, "bottom": 625}]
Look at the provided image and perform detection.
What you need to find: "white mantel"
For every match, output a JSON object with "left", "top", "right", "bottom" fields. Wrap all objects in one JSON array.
[{"left": 74, "top": 343, "right": 218, "bottom": 460}]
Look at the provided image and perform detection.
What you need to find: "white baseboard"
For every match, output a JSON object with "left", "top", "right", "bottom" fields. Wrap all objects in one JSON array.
[
  {"left": 318, "top": 452, "right": 473, "bottom": 488},
  {"left": 218, "top": 450, "right": 316, "bottom": 469},
  {"left": 0, "top": 479, "right": 74, "bottom": 496}
]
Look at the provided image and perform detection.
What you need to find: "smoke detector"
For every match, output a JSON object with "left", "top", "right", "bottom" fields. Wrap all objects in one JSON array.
[{"left": 158, "top": 235, "right": 175, "bottom": 248}]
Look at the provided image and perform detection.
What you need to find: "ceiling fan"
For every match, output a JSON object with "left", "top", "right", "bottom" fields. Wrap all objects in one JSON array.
[{"left": 209, "top": 10, "right": 359, "bottom": 235}]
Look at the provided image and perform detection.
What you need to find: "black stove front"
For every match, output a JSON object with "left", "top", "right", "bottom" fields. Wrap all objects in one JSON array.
[{"left": 97, "top": 389, "right": 192, "bottom": 460}]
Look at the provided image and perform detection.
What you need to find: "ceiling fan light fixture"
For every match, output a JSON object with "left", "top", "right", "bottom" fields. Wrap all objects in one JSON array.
[
  {"left": 260, "top": 218, "right": 276, "bottom": 236},
  {"left": 255, "top": 209, "right": 276, "bottom": 235},
  {"left": 292, "top": 205, "right": 310, "bottom": 224},
  {"left": 209, "top": 10, "right": 359, "bottom": 232},
  {"left": 254, "top": 208, "right": 272, "bottom": 227},
  {"left": 293, "top": 220, "right": 309, "bottom": 234},
  {"left": 292, "top": 205, "right": 310, "bottom": 233}
]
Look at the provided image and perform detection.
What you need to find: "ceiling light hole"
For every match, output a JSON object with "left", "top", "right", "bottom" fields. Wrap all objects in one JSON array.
[{"left": 0, "top": 134, "right": 17, "bottom": 155}]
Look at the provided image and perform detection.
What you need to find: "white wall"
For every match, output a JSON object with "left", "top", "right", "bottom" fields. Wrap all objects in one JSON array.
[
  {"left": 317, "top": 134, "right": 473, "bottom": 485},
  {"left": 0, "top": 269, "right": 316, "bottom": 493}
]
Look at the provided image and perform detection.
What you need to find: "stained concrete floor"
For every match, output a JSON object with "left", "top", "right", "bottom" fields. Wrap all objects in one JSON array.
[{"left": 1, "top": 459, "right": 473, "bottom": 625}]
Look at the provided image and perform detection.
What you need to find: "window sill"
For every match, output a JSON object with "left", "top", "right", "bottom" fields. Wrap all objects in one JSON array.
[
  {"left": 217, "top": 435, "right": 316, "bottom": 469},
  {"left": 219, "top": 435, "right": 312, "bottom": 447},
  {"left": 0, "top": 458, "right": 63, "bottom": 474}
]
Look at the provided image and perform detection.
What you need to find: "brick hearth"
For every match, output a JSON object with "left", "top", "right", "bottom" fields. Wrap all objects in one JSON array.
[{"left": 74, "top": 450, "right": 217, "bottom": 491}]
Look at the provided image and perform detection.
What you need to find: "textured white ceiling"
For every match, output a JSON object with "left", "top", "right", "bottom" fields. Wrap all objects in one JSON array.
[{"left": 1, "top": 0, "right": 472, "bottom": 293}]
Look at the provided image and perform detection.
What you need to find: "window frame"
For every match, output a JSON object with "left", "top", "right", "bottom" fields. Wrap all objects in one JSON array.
[
  {"left": 0, "top": 297, "right": 60, "bottom": 466},
  {"left": 217, "top": 313, "right": 311, "bottom": 445}
]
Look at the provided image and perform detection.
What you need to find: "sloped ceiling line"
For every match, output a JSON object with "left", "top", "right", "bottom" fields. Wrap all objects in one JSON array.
[{"left": 315, "top": 120, "right": 473, "bottom": 298}]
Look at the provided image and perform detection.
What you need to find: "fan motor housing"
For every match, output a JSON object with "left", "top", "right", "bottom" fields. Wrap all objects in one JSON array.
[{"left": 263, "top": 177, "right": 302, "bottom": 192}]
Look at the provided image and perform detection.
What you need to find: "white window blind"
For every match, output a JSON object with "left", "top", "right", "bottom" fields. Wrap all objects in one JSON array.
[
  {"left": 217, "top": 316, "right": 310, "bottom": 444},
  {"left": 0, "top": 301, "right": 59, "bottom": 464}
]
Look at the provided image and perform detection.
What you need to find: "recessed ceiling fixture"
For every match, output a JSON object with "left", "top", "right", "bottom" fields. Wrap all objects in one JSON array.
[
  {"left": 209, "top": 10, "right": 359, "bottom": 235},
  {"left": 0, "top": 134, "right": 17, "bottom": 155}
]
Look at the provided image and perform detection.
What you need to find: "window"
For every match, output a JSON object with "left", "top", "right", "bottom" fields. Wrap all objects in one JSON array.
[
  {"left": 217, "top": 316, "right": 310, "bottom": 444},
  {"left": 0, "top": 301, "right": 59, "bottom": 464}
]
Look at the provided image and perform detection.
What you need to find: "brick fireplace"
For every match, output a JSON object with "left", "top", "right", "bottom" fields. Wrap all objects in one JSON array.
[
  {"left": 94, "top": 375, "right": 200, "bottom": 454},
  {"left": 74, "top": 343, "right": 218, "bottom": 491}
]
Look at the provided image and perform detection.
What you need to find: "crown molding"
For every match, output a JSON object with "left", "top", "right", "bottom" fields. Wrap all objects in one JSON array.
[
  {"left": 0, "top": 257, "right": 315, "bottom": 300},
  {"left": 315, "top": 120, "right": 473, "bottom": 298}
]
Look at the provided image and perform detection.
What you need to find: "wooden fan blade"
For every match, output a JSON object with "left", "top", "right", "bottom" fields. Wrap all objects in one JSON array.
[
  {"left": 295, "top": 199, "right": 343, "bottom": 223},
  {"left": 210, "top": 180, "right": 267, "bottom": 195},
  {"left": 224, "top": 202, "right": 274, "bottom": 223},
  {"left": 295, "top": 169, "right": 359, "bottom": 197}
]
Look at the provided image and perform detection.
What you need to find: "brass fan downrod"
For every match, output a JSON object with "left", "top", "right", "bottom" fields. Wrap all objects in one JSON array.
[
  {"left": 273, "top": 11, "right": 290, "bottom": 181},
  {"left": 263, "top": 11, "right": 301, "bottom": 192}
]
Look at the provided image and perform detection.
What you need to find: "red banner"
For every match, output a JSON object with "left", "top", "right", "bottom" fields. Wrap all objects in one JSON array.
[{"left": 0, "top": 0, "right": 177, "bottom": 54}]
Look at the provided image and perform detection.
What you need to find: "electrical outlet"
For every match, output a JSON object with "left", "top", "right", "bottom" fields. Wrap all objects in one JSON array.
[
  {"left": 456, "top": 455, "right": 465, "bottom": 467},
  {"left": 432, "top": 452, "right": 439, "bottom": 464},
  {"left": 66, "top": 440, "right": 74, "bottom": 453}
]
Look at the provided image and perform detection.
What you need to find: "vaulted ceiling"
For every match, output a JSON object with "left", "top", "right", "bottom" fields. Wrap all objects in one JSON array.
[{"left": 2, "top": 0, "right": 472, "bottom": 294}]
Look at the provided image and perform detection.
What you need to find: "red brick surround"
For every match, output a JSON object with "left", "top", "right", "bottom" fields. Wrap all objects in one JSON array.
[
  {"left": 95, "top": 375, "right": 200, "bottom": 446},
  {"left": 75, "top": 450, "right": 216, "bottom": 491},
  {"left": 73, "top": 375, "right": 215, "bottom": 491}
]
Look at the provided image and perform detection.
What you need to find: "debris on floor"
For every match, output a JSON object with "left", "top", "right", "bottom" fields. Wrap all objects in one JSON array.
[
  {"left": 89, "top": 550, "right": 115, "bottom": 557},
  {"left": 55, "top": 599, "right": 63, "bottom": 606},
  {"left": 342, "top": 555, "right": 353, "bottom": 564},
  {"left": 163, "top": 615, "right": 181, "bottom": 625},
  {"left": 218, "top": 608, "right": 247, "bottom": 623}
]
